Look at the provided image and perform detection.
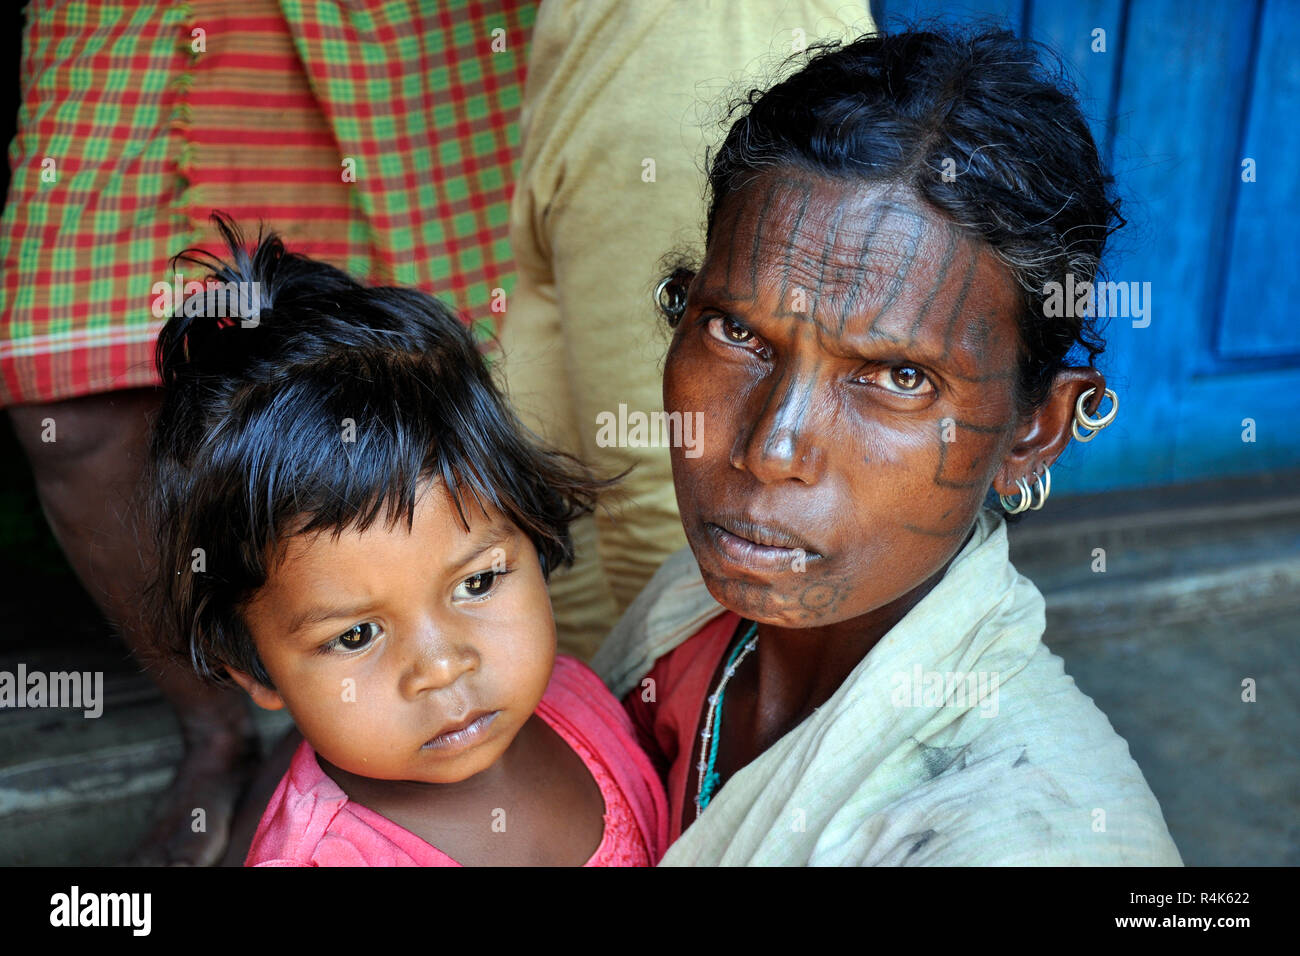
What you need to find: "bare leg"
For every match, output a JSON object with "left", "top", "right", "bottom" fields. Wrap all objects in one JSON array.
[{"left": 8, "top": 388, "right": 260, "bottom": 865}]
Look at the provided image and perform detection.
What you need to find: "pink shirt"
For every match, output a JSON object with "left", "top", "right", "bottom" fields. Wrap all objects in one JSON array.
[{"left": 246, "top": 655, "right": 668, "bottom": 866}]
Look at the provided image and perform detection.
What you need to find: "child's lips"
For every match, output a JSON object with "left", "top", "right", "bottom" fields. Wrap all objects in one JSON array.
[{"left": 421, "top": 710, "right": 500, "bottom": 753}]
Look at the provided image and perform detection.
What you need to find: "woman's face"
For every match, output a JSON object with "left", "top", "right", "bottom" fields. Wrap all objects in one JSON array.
[
  {"left": 233, "top": 482, "right": 556, "bottom": 785},
  {"left": 664, "top": 170, "right": 1030, "bottom": 628}
]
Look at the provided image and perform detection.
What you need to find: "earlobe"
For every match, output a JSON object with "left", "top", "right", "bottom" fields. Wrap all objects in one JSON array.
[{"left": 226, "top": 666, "right": 286, "bottom": 711}]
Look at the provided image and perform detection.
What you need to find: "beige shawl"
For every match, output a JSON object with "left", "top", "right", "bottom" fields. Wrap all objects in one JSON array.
[{"left": 592, "top": 507, "right": 1183, "bottom": 865}]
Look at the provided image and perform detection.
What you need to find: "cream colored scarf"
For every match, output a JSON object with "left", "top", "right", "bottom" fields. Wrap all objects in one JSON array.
[{"left": 592, "top": 507, "right": 1182, "bottom": 865}]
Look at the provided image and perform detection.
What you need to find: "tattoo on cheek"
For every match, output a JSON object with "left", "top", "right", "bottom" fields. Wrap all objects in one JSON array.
[
  {"left": 933, "top": 416, "right": 1003, "bottom": 490},
  {"left": 900, "top": 425, "right": 999, "bottom": 538}
]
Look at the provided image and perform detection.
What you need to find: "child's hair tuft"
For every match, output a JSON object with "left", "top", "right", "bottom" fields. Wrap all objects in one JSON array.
[{"left": 147, "top": 212, "right": 614, "bottom": 686}]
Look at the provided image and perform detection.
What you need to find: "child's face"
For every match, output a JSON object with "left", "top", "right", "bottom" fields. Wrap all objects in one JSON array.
[{"left": 233, "top": 482, "right": 556, "bottom": 785}]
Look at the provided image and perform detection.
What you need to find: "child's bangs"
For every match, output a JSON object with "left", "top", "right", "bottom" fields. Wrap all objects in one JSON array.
[{"left": 232, "top": 348, "right": 506, "bottom": 567}]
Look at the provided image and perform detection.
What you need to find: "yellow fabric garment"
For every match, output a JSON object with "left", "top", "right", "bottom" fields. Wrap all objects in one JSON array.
[
  {"left": 497, "top": 0, "right": 877, "bottom": 658},
  {"left": 592, "top": 507, "right": 1184, "bottom": 865}
]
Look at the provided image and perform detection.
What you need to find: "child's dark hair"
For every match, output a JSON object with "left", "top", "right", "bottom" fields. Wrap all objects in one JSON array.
[
  {"left": 658, "top": 25, "right": 1123, "bottom": 421},
  {"left": 147, "top": 212, "right": 613, "bottom": 687}
]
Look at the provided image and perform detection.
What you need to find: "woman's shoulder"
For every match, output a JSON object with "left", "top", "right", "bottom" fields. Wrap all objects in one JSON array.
[{"left": 888, "top": 642, "right": 1184, "bottom": 865}]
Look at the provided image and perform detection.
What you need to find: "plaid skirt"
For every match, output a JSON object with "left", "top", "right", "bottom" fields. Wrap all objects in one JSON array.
[{"left": 0, "top": 0, "right": 534, "bottom": 406}]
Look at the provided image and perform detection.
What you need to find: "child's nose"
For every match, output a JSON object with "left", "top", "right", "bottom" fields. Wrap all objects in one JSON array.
[{"left": 399, "top": 630, "right": 480, "bottom": 698}]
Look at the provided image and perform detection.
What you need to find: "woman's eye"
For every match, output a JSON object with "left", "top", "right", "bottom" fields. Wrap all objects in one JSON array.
[
  {"left": 889, "top": 366, "right": 926, "bottom": 392},
  {"left": 859, "top": 365, "right": 934, "bottom": 395},
  {"left": 327, "top": 622, "right": 380, "bottom": 654},
  {"left": 453, "top": 569, "right": 510, "bottom": 602},
  {"left": 707, "top": 315, "right": 761, "bottom": 348}
]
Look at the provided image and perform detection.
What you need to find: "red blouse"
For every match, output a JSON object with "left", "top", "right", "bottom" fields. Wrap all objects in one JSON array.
[{"left": 622, "top": 610, "right": 743, "bottom": 844}]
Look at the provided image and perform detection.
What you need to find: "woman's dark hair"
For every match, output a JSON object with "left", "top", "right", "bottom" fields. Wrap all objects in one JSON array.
[
  {"left": 147, "top": 212, "right": 613, "bottom": 687},
  {"left": 659, "top": 25, "right": 1122, "bottom": 419}
]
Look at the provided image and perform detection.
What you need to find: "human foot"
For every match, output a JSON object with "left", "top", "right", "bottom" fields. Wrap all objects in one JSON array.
[{"left": 124, "top": 724, "right": 262, "bottom": 866}]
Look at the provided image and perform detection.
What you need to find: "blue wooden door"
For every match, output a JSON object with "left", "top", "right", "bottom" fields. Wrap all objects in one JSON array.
[{"left": 873, "top": 0, "right": 1300, "bottom": 495}]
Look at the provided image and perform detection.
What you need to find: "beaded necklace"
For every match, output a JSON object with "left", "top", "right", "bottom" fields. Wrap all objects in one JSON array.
[{"left": 694, "top": 620, "right": 760, "bottom": 819}]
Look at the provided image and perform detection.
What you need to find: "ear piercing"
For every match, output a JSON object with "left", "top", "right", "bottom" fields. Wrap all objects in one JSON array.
[
  {"left": 1000, "top": 386, "right": 1117, "bottom": 514},
  {"left": 1071, "top": 386, "right": 1118, "bottom": 442},
  {"left": 999, "top": 465, "right": 1051, "bottom": 514},
  {"left": 654, "top": 272, "right": 689, "bottom": 321}
]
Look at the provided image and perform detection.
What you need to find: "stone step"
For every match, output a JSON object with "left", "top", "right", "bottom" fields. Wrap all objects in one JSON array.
[{"left": 1007, "top": 468, "right": 1300, "bottom": 639}]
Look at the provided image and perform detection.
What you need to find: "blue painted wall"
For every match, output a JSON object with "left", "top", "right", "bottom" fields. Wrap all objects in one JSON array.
[{"left": 872, "top": 0, "right": 1299, "bottom": 495}]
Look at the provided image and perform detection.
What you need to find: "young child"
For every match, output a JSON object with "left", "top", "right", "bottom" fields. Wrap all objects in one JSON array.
[{"left": 145, "top": 213, "right": 667, "bottom": 866}]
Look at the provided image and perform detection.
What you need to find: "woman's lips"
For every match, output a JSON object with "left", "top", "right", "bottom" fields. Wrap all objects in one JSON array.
[
  {"left": 422, "top": 710, "right": 500, "bottom": 753},
  {"left": 704, "top": 519, "right": 820, "bottom": 572}
]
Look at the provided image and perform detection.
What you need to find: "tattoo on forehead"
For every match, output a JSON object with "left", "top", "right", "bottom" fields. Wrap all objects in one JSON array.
[
  {"left": 938, "top": 254, "right": 979, "bottom": 360},
  {"left": 906, "top": 224, "right": 959, "bottom": 341},
  {"left": 961, "top": 309, "right": 994, "bottom": 366},
  {"left": 710, "top": 175, "right": 1020, "bottom": 487},
  {"left": 708, "top": 175, "right": 997, "bottom": 371},
  {"left": 698, "top": 189, "right": 744, "bottom": 302},
  {"left": 778, "top": 189, "right": 932, "bottom": 342},
  {"left": 699, "top": 178, "right": 789, "bottom": 304},
  {"left": 845, "top": 204, "right": 929, "bottom": 341},
  {"left": 789, "top": 194, "right": 891, "bottom": 334},
  {"left": 784, "top": 196, "right": 851, "bottom": 326},
  {"left": 772, "top": 180, "right": 814, "bottom": 320}
]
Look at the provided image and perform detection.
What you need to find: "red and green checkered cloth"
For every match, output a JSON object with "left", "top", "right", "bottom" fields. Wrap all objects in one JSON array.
[{"left": 0, "top": 0, "right": 535, "bottom": 406}]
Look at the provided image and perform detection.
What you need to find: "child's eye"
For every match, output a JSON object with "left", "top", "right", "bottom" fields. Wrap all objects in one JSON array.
[
  {"left": 453, "top": 569, "right": 511, "bottom": 602},
  {"left": 322, "top": 622, "right": 381, "bottom": 654}
]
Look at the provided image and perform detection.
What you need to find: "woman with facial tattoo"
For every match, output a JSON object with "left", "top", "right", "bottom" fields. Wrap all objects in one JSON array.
[{"left": 592, "top": 27, "right": 1182, "bottom": 865}]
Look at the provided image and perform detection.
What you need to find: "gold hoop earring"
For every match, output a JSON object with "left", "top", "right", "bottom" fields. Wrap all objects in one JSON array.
[
  {"left": 1072, "top": 387, "right": 1118, "bottom": 443},
  {"left": 1029, "top": 465, "right": 1051, "bottom": 510},
  {"left": 999, "top": 475, "right": 1032, "bottom": 514}
]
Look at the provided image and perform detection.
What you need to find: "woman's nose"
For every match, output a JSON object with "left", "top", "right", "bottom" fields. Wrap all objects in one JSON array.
[
  {"left": 731, "top": 366, "right": 826, "bottom": 485},
  {"left": 398, "top": 627, "right": 480, "bottom": 699}
]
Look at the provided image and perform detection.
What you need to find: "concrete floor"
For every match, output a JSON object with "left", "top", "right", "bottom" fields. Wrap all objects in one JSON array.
[{"left": 1047, "top": 609, "right": 1298, "bottom": 865}]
